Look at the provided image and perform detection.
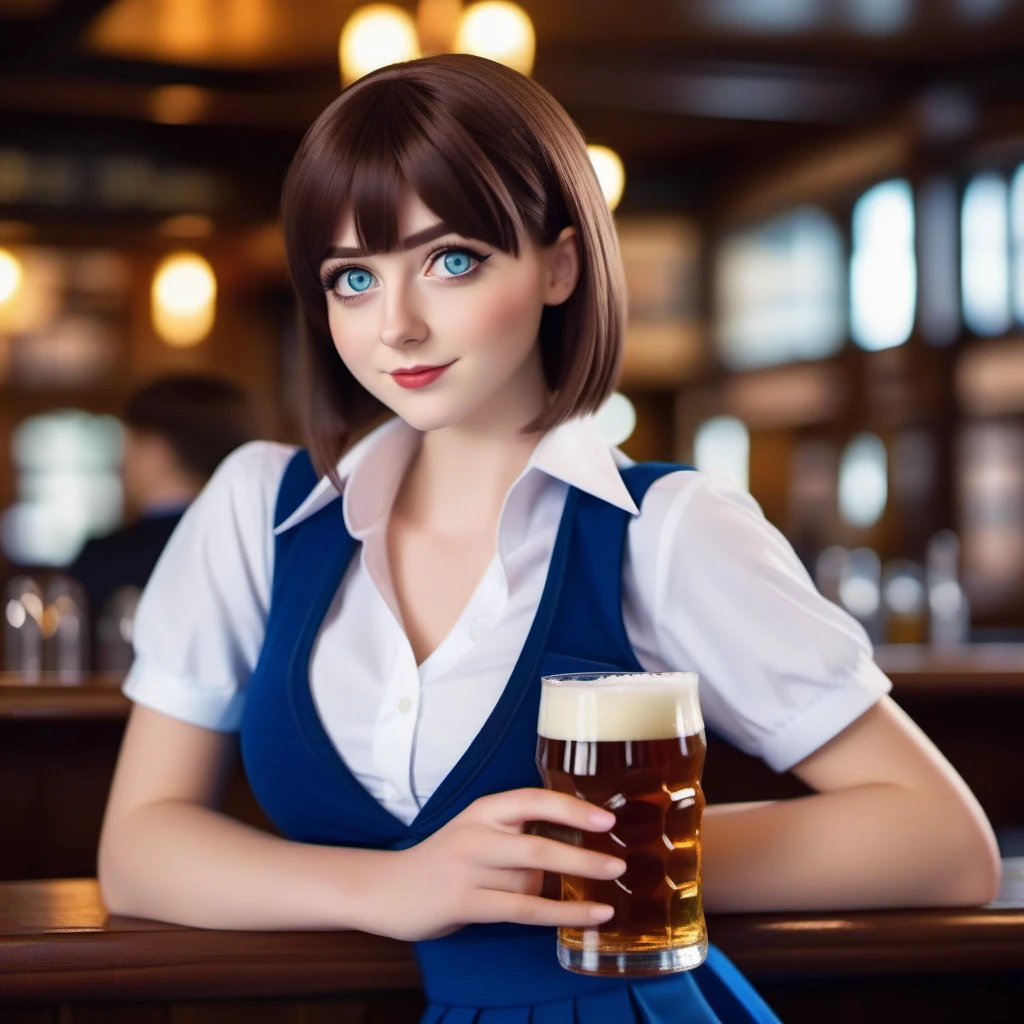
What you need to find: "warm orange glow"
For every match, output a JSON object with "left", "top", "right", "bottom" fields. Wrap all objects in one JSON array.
[
  {"left": 587, "top": 145, "right": 626, "bottom": 211},
  {"left": 89, "top": 0, "right": 277, "bottom": 66},
  {"left": 147, "top": 84, "right": 209, "bottom": 125},
  {"left": 151, "top": 252, "right": 216, "bottom": 347},
  {"left": 0, "top": 248, "right": 23, "bottom": 306},
  {"left": 417, "top": 0, "right": 463, "bottom": 55},
  {"left": 340, "top": 5, "right": 420, "bottom": 85},
  {"left": 158, "top": 214, "right": 215, "bottom": 239},
  {"left": 454, "top": 1, "right": 534, "bottom": 75}
]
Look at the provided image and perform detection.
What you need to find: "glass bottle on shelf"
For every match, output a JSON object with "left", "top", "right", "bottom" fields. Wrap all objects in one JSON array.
[
  {"left": 96, "top": 585, "right": 141, "bottom": 675},
  {"left": 3, "top": 576, "right": 44, "bottom": 681},
  {"left": 927, "top": 530, "right": 970, "bottom": 647},
  {"left": 43, "top": 575, "right": 89, "bottom": 683},
  {"left": 814, "top": 545, "right": 849, "bottom": 606},
  {"left": 838, "top": 547, "right": 884, "bottom": 644},
  {"left": 882, "top": 560, "right": 928, "bottom": 645}
]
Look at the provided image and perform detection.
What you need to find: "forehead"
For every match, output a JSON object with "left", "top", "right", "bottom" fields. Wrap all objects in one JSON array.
[{"left": 332, "top": 187, "right": 442, "bottom": 246}]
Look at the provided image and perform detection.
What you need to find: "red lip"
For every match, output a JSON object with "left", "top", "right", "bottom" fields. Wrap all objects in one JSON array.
[
  {"left": 392, "top": 364, "right": 447, "bottom": 374},
  {"left": 389, "top": 361, "right": 454, "bottom": 389}
]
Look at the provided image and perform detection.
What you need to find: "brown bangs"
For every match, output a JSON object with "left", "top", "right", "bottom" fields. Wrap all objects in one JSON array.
[
  {"left": 281, "top": 54, "right": 626, "bottom": 485},
  {"left": 283, "top": 70, "right": 562, "bottom": 330}
]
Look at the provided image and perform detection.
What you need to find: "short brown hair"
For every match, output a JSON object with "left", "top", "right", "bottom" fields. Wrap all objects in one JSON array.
[
  {"left": 281, "top": 53, "right": 626, "bottom": 486},
  {"left": 124, "top": 375, "right": 259, "bottom": 481}
]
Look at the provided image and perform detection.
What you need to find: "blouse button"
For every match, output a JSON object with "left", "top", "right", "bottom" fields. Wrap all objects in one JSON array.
[
  {"left": 469, "top": 615, "right": 494, "bottom": 642},
  {"left": 398, "top": 697, "right": 411, "bottom": 713}
]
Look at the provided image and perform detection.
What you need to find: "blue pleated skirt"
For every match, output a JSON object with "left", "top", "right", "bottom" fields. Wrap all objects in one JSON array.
[{"left": 415, "top": 928, "right": 781, "bottom": 1024}]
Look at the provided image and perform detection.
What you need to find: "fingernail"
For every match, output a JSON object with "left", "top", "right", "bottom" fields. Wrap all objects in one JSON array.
[
  {"left": 605, "top": 858, "right": 626, "bottom": 877},
  {"left": 590, "top": 811, "right": 615, "bottom": 828},
  {"left": 590, "top": 905, "right": 615, "bottom": 922}
]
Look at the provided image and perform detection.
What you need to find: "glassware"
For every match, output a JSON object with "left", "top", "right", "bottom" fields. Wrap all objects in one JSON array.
[
  {"left": 536, "top": 670, "right": 706, "bottom": 976},
  {"left": 44, "top": 574, "right": 88, "bottom": 682},
  {"left": 3, "top": 576, "right": 45, "bottom": 680},
  {"left": 96, "top": 585, "right": 141, "bottom": 674}
]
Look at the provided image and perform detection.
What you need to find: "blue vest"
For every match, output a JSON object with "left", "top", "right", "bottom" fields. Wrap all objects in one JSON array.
[{"left": 240, "top": 450, "right": 780, "bottom": 1024}]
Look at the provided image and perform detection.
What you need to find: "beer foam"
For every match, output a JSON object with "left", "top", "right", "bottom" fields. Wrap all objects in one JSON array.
[{"left": 538, "top": 673, "right": 703, "bottom": 742}]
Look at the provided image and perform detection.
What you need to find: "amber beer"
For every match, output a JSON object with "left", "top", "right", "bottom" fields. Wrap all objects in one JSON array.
[{"left": 536, "top": 671, "right": 707, "bottom": 975}]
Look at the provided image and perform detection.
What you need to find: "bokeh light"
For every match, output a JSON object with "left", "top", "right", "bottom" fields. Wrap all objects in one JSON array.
[
  {"left": 340, "top": 4, "right": 420, "bottom": 85},
  {"left": 151, "top": 252, "right": 216, "bottom": 347},
  {"left": 454, "top": 1, "right": 535, "bottom": 76},
  {"left": 0, "top": 248, "right": 22, "bottom": 305},
  {"left": 587, "top": 145, "right": 626, "bottom": 212}
]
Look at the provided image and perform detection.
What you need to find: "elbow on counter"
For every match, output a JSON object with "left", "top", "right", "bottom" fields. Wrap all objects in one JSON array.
[
  {"left": 953, "top": 824, "right": 1003, "bottom": 908},
  {"left": 935, "top": 795, "right": 1003, "bottom": 908},
  {"left": 96, "top": 829, "right": 137, "bottom": 919}
]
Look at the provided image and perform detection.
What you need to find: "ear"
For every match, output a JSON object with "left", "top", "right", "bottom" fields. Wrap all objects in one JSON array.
[{"left": 542, "top": 226, "right": 580, "bottom": 306}]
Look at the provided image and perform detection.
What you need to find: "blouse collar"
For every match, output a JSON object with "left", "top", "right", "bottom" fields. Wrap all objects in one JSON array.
[{"left": 273, "top": 414, "right": 639, "bottom": 538}]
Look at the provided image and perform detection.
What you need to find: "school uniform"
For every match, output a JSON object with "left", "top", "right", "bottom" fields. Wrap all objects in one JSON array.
[{"left": 124, "top": 414, "right": 893, "bottom": 1023}]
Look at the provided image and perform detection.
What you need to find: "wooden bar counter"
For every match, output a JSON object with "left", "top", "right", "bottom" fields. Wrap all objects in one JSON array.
[
  {"left": 3, "top": 650, "right": 1024, "bottom": 1019},
  {"left": 1, "top": 879, "right": 1023, "bottom": 1022}
]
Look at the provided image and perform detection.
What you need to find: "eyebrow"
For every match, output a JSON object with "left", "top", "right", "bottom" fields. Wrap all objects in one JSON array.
[{"left": 321, "top": 222, "right": 456, "bottom": 261}]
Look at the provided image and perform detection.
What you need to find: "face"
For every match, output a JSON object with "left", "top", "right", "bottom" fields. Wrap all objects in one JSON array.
[{"left": 318, "top": 188, "right": 579, "bottom": 435}]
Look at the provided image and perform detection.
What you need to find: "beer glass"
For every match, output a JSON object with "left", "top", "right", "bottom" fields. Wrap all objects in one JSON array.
[{"left": 536, "top": 671, "right": 707, "bottom": 976}]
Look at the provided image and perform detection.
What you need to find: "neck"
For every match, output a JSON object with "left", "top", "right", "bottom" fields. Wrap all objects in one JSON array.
[{"left": 393, "top": 360, "right": 550, "bottom": 535}]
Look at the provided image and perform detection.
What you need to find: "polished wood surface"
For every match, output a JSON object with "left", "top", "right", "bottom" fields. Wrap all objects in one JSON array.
[
  {"left": 0, "top": 880, "right": 419, "bottom": 1003},
  {"left": 1, "top": 878, "right": 1023, "bottom": 1003},
  {"left": 0, "top": 674, "right": 126, "bottom": 720},
  {"left": 875, "top": 645, "right": 1024, "bottom": 692}
]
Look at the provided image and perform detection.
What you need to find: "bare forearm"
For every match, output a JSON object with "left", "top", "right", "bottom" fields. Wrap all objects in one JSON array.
[
  {"left": 98, "top": 799, "right": 389, "bottom": 931},
  {"left": 702, "top": 785, "right": 1001, "bottom": 913}
]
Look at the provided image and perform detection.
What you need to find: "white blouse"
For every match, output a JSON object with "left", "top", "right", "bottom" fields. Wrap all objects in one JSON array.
[{"left": 123, "top": 415, "right": 892, "bottom": 825}]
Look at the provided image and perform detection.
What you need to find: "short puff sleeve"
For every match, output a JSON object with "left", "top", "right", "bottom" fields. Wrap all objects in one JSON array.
[
  {"left": 121, "top": 441, "right": 298, "bottom": 731},
  {"left": 627, "top": 470, "right": 892, "bottom": 772}
]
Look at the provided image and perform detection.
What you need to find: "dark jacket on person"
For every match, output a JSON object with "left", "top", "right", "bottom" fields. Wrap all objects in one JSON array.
[{"left": 70, "top": 508, "right": 185, "bottom": 645}]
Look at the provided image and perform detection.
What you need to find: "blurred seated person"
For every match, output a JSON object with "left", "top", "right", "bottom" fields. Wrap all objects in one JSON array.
[{"left": 70, "top": 375, "right": 260, "bottom": 641}]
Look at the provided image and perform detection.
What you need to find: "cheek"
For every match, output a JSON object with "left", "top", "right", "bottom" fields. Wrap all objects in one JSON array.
[
  {"left": 448, "top": 274, "right": 544, "bottom": 353},
  {"left": 326, "top": 303, "right": 373, "bottom": 363}
]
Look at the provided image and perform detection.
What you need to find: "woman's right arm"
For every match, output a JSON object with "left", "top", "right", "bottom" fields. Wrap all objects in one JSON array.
[
  {"left": 97, "top": 703, "right": 388, "bottom": 930},
  {"left": 98, "top": 704, "right": 624, "bottom": 937}
]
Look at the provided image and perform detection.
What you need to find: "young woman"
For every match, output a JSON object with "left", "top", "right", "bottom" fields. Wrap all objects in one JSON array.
[{"left": 98, "top": 54, "right": 1001, "bottom": 1023}]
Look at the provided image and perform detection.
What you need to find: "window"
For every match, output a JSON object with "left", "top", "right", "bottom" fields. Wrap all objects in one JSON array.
[
  {"left": 1011, "top": 163, "right": 1024, "bottom": 325},
  {"left": 0, "top": 410, "right": 123, "bottom": 566},
  {"left": 716, "top": 206, "right": 844, "bottom": 370},
  {"left": 961, "top": 172, "right": 1010, "bottom": 336},
  {"left": 850, "top": 179, "right": 916, "bottom": 351},
  {"left": 838, "top": 433, "right": 887, "bottom": 528},
  {"left": 694, "top": 416, "right": 749, "bottom": 491}
]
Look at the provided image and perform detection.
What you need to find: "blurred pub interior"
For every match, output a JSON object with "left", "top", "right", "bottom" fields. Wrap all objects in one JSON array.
[{"left": 2, "top": 2, "right": 1024, "bottom": 1021}]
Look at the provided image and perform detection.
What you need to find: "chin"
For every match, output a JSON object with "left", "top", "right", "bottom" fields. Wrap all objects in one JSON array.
[{"left": 392, "top": 405, "right": 467, "bottom": 433}]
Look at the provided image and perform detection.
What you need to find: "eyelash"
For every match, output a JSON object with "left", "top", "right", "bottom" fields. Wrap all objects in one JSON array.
[{"left": 319, "top": 245, "right": 490, "bottom": 304}]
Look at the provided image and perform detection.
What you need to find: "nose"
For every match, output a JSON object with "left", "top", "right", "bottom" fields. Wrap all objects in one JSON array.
[{"left": 378, "top": 280, "right": 428, "bottom": 349}]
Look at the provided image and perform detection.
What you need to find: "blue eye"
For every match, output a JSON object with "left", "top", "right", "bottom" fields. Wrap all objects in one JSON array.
[
  {"left": 343, "top": 269, "right": 375, "bottom": 294},
  {"left": 439, "top": 250, "right": 475, "bottom": 276}
]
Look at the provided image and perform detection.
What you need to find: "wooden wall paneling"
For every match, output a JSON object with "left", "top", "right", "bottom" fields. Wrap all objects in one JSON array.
[
  {"left": 0, "top": 1008, "right": 53, "bottom": 1023},
  {"left": 895, "top": 690, "right": 1024, "bottom": 831},
  {"left": 751, "top": 972, "right": 1024, "bottom": 1024},
  {"left": 169, "top": 998, "right": 333, "bottom": 1023},
  {"left": 619, "top": 390, "right": 676, "bottom": 463},
  {"left": 0, "top": 719, "right": 126, "bottom": 881},
  {"left": 61, "top": 1005, "right": 166, "bottom": 1023},
  {"left": 0, "top": 716, "right": 275, "bottom": 881},
  {"left": 747, "top": 429, "right": 794, "bottom": 533}
]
